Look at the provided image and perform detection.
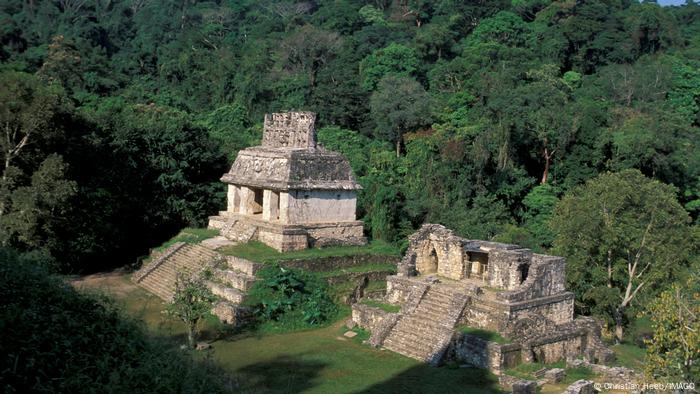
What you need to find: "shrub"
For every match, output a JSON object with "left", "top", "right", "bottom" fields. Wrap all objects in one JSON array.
[
  {"left": 0, "top": 248, "right": 232, "bottom": 393},
  {"left": 245, "top": 264, "right": 337, "bottom": 330}
]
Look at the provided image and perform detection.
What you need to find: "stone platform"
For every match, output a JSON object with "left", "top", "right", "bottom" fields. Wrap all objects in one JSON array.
[{"left": 209, "top": 211, "right": 365, "bottom": 252}]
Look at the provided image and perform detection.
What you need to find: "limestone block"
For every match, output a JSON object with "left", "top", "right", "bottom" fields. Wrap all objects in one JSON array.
[
  {"left": 563, "top": 380, "right": 595, "bottom": 394},
  {"left": 262, "top": 112, "right": 317, "bottom": 149},
  {"left": 227, "top": 185, "right": 240, "bottom": 213},
  {"left": 262, "top": 189, "right": 279, "bottom": 221},
  {"left": 544, "top": 368, "right": 566, "bottom": 383},
  {"left": 512, "top": 381, "right": 537, "bottom": 394}
]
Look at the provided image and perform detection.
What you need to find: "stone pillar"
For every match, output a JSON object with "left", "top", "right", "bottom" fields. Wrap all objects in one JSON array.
[
  {"left": 227, "top": 185, "right": 240, "bottom": 213},
  {"left": 263, "top": 190, "right": 280, "bottom": 221},
  {"left": 279, "top": 191, "right": 290, "bottom": 224},
  {"left": 239, "top": 186, "right": 254, "bottom": 215}
]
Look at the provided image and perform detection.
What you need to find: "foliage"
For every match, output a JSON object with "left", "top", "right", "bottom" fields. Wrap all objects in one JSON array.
[
  {"left": 644, "top": 277, "right": 700, "bottom": 382},
  {"left": 0, "top": 248, "right": 230, "bottom": 393},
  {"left": 360, "top": 43, "right": 420, "bottom": 91},
  {"left": 245, "top": 265, "right": 337, "bottom": 330},
  {"left": 370, "top": 75, "right": 433, "bottom": 156},
  {"left": 551, "top": 170, "right": 692, "bottom": 341},
  {"left": 1, "top": 0, "right": 700, "bottom": 351},
  {"left": 166, "top": 271, "right": 217, "bottom": 349}
]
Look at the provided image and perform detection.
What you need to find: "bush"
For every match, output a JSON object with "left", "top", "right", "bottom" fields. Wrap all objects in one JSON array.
[
  {"left": 0, "top": 248, "right": 233, "bottom": 393},
  {"left": 245, "top": 265, "right": 337, "bottom": 331}
]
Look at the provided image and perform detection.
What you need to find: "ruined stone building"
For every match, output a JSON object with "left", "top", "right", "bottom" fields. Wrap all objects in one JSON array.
[
  {"left": 352, "top": 224, "right": 613, "bottom": 371},
  {"left": 208, "top": 112, "right": 366, "bottom": 251}
]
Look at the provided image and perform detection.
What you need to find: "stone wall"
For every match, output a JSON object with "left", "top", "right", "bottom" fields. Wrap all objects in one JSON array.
[
  {"left": 285, "top": 189, "right": 357, "bottom": 224},
  {"left": 450, "top": 333, "right": 503, "bottom": 372},
  {"left": 262, "top": 111, "right": 317, "bottom": 149},
  {"left": 385, "top": 275, "right": 429, "bottom": 305},
  {"left": 499, "top": 254, "right": 567, "bottom": 302},
  {"left": 487, "top": 248, "right": 533, "bottom": 290},
  {"left": 351, "top": 304, "right": 400, "bottom": 346}
]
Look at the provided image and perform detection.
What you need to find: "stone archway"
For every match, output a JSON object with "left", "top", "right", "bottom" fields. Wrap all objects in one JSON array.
[{"left": 416, "top": 241, "right": 439, "bottom": 275}]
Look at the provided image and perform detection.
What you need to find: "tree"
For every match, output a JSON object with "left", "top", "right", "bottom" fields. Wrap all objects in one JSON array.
[
  {"left": 359, "top": 43, "right": 419, "bottom": 91},
  {"left": 166, "top": 271, "right": 217, "bottom": 349},
  {"left": 550, "top": 170, "right": 691, "bottom": 342},
  {"left": 644, "top": 276, "right": 700, "bottom": 382},
  {"left": 370, "top": 75, "right": 432, "bottom": 157},
  {"left": 0, "top": 71, "right": 67, "bottom": 187}
]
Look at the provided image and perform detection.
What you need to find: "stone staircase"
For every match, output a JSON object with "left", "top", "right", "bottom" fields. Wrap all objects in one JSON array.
[
  {"left": 221, "top": 218, "right": 258, "bottom": 243},
  {"left": 133, "top": 242, "right": 222, "bottom": 301},
  {"left": 383, "top": 285, "right": 469, "bottom": 365}
]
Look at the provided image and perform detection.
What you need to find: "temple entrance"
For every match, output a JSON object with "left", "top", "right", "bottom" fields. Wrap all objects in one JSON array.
[
  {"left": 247, "top": 187, "right": 263, "bottom": 215},
  {"left": 517, "top": 263, "right": 529, "bottom": 284},
  {"left": 263, "top": 189, "right": 280, "bottom": 221},
  {"left": 416, "top": 242, "right": 439, "bottom": 275},
  {"left": 467, "top": 251, "right": 489, "bottom": 280}
]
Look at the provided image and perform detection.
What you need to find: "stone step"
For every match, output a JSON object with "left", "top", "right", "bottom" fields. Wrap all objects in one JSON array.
[
  {"left": 387, "top": 327, "right": 452, "bottom": 345},
  {"left": 226, "top": 256, "right": 262, "bottom": 276},
  {"left": 213, "top": 269, "right": 256, "bottom": 291},
  {"left": 136, "top": 243, "right": 224, "bottom": 303},
  {"left": 395, "top": 316, "right": 453, "bottom": 331},
  {"left": 206, "top": 281, "right": 245, "bottom": 304},
  {"left": 383, "top": 340, "right": 435, "bottom": 361},
  {"left": 413, "top": 303, "right": 451, "bottom": 316}
]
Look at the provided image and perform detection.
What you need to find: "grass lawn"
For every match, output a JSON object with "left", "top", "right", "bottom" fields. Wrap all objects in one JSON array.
[
  {"left": 73, "top": 271, "right": 505, "bottom": 394},
  {"left": 360, "top": 299, "right": 401, "bottom": 313},
  {"left": 457, "top": 326, "right": 510, "bottom": 345},
  {"left": 612, "top": 342, "right": 646, "bottom": 371},
  {"left": 317, "top": 263, "right": 397, "bottom": 278},
  {"left": 219, "top": 240, "right": 400, "bottom": 263}
]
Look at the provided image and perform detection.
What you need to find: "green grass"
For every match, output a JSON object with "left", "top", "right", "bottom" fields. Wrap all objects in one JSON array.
[
  {"left": 564, "top": 365, "right": 594, "bottom": 383},
  {"left": 612, "top": 343, "right": 646, "bottom": 370},
  {"left": 155, "top": 228, "right": 220, "bottom": 252},
  {"left": 219, "top": 240, "right": 400, "bottom": 263},
  {"left": 458, "top": 325, "right": 510, "bottom": 344},
  {"left": 317, "top": 263, "right": 397, "bottom": 278},
  {"left": 360, "top": 299, "right": 401, "bottom": 313},
  {"left": 78, "top": 273, "right": 506, "bottom": 394},
  {"left": 505, "top": 361, "right": 565, "bottom": 380},
  {"left": 338, "top": 325, "right": 371, "bottom": 343},
  {"left": 327, "top": 279, "right": 387, "bottom": 304}
]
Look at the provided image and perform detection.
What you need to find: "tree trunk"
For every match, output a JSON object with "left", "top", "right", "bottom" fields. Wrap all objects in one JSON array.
[
  {"left": 614, "top": 307, "right": 625, "bottom": 343},
  {"left": 395, "top": 138, "right": 401, "bottom": 158},
  {"left": 187, "top": 323, "right": 196, "bottom": 349},
  {"left": 540, "top": 143, "right": 554, "bottom": 184}
]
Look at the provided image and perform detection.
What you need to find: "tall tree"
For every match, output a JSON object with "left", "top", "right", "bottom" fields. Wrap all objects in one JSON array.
[
  {"left": 370, "top": 75, "right": 432, "bottom": 157},
  {"left": 551, "top": 170, "right": 692, "bottom": 342}
]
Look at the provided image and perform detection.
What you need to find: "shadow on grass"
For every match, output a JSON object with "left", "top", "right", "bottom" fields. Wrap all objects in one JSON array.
[
  {"left": 235, "top": 355, "right": 327, "bottom": 393},
  {"left": 355, "top": 363, "right": 505, "bottom": 394}
]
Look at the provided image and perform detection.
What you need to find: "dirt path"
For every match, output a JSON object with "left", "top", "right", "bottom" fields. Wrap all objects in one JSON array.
[{"left": 70, "top": 270, "right": 140, "bottom": 298}]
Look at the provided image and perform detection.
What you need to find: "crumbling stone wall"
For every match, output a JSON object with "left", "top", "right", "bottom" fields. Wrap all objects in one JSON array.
[
  {"left": 487, "top": 248, "right": 533, "bottom": 290},
  {"left": 500, "top": 254, "right": 567, "bottom": 301},
  {"left": 262, "top": 111, "right": 317, "bottom": 149}
]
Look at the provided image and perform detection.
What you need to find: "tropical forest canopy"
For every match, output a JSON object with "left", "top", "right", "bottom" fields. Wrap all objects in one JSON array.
[{"left": 1, "top": 0, "right": 700, "bottom": 354}]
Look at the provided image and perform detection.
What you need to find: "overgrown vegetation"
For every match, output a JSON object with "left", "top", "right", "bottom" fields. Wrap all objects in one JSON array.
[
  {"left": 157, "top": 228, "right": 220, "bottom": 251},
  {"left": 166, "top": 271, "right": 217, "bottom": 349},
  {"left": 0, "top": 248, "right": 231, "bottom": 393},
  {"left": 244, "top": 264, "right": 338, "bottom": 333},
  {"left": 219, "top": 240, "right": 399, "bottom": 263},
  {"left": 360, "top": 299, "right": 401, "bottom": 313},
  {"left": 2, "top": 0, "right": 700, "bottom": 385}
]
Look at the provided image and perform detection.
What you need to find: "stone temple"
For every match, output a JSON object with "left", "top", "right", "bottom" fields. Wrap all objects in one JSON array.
[
  {"left": 351, "top": 224, "right": 613, "bottom": 372},
  {"left": 208, "top": 112, "right": 366, "bottom": 251}
]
